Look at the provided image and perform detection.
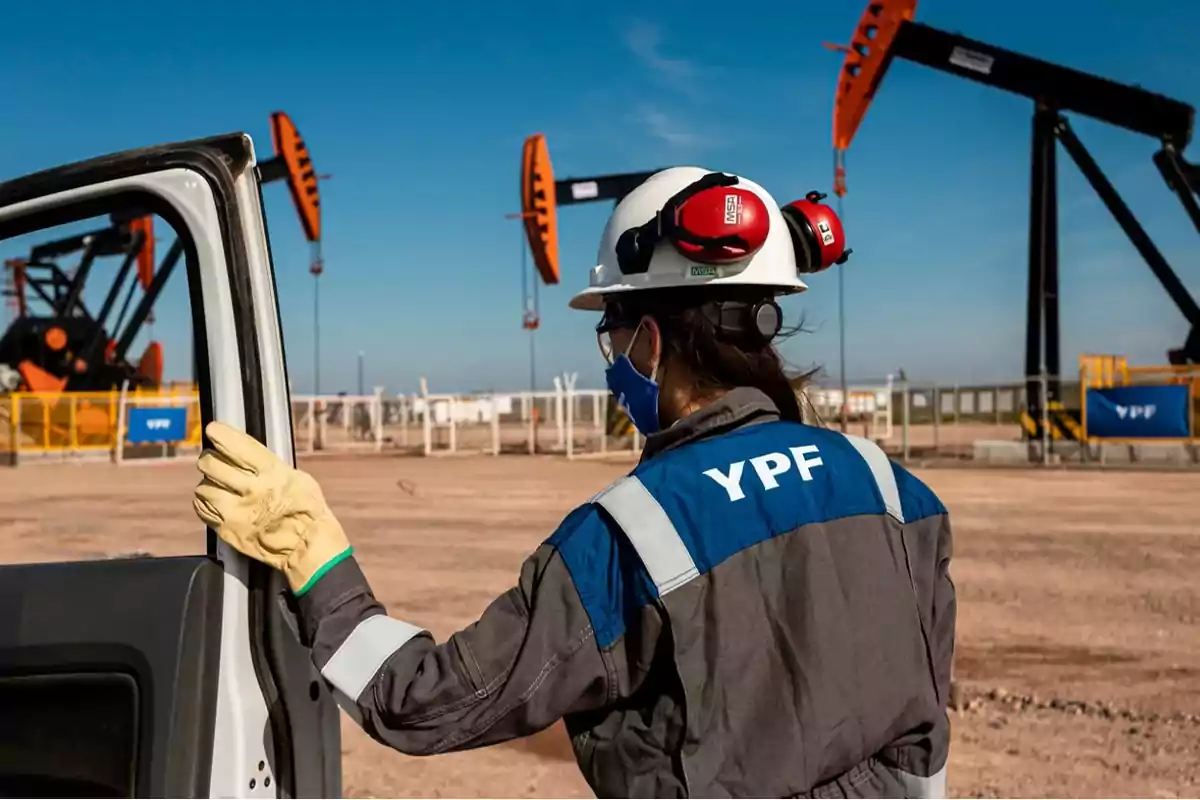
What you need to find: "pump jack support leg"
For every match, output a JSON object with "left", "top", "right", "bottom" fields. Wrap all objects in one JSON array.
[
  {"left": 1055, "top": 117, "right": 1200, "bottom": 329},
  {"left": 93, "top": 233, "right": 141, "bottom": 338},
  {"left": 1025, "top": 104, "right": 1059, "bottom": 437},
  {"left": 113, "top": 239, "right": 184, "bottom": 363},
  {"left": 1044, "top": 115, "right": 1061, "bottom": 407},
  {"left": 60, "top": 239, "right": 99, "bottom": 319},
  {"left": 83, "top": 233, "right": 143, "bottom": 362},
  {"left": 1153, "top": 147, "right": 1200, "bottom": 236}
]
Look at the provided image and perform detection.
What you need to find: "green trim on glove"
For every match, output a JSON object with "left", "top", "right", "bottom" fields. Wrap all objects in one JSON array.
[{"left": 294, "top": 546, "right": 355, "bottom": 597}]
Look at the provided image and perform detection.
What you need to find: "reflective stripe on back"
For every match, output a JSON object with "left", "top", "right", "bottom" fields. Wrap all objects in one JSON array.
[
  {"left": 840, "top": 433, "right": 904, "bottom": 524},
  {"left": 594, "top": 475, "right": 700, "bottom": 596}
]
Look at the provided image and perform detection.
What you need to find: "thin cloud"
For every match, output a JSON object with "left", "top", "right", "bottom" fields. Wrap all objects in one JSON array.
[
  {"left": 617, "top": 19, "right": 725, "bottom": 154},
  {"left": 633, "top": 104, "right": 709, "bottom": 150},
  {"left": 621, "top": 20, "right": 699, "bottom": 93}
]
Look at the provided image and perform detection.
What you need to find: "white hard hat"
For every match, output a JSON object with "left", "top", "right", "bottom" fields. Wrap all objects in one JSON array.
[{"left": 569, "top": 166, "right": 810, "bottom": 311}]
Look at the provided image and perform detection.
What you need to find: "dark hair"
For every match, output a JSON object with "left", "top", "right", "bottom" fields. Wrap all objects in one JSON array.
[{"left": 609, "top": 287, "right": 814, "bottom": 422}]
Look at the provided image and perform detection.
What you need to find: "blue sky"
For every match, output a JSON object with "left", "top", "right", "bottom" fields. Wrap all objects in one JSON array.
[{"left": 2, "top": 0, "right": 1198, "bottom": 393}]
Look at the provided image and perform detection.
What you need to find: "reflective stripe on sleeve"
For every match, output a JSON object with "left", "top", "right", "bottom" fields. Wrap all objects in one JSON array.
[
  {"left": 594, "top": 476, "right": 699, "bottom": 597},
  {"left": 884, "top": 763, "right": 947, "bottom": 799},
  {"left": 841, "top": 433, "right": 904, "bottom": 524},
  {"left": 320, "top": 614, "right": 424, "bottom": 701}
]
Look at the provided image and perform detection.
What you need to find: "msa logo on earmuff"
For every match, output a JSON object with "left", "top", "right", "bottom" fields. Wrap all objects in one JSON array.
[
  {"left": 723, "top": 193, "right": 743, "bottom": 225},
  {"left": 615, "top": 173, "right": 772, "bottom": 275}
]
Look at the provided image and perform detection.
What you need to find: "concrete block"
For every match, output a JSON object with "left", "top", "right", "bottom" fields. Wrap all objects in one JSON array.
[
  {"left": 1095, "top": 443, "right": 1134, "bottom": 465},
  {"left": 1131, "top": 443, "right": 1195, "bottom": 465},
  {"left": 972, "top": 440, "right": 1029, "bottom": 464}
]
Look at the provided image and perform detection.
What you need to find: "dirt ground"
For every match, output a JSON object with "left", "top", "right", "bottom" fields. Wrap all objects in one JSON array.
[{"left": 1, "top": 454, "right": 1197, "bottom": 798}]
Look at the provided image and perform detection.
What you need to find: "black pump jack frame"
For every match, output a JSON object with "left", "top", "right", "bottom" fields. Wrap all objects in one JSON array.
[
  {"left": 1, "top": 215, "right": 186, "bottom": 388},
  {"left": 884, "top": 21, "right": 1199, "bottom": 430},
  {"left": 553, "top": 170, "right": 660, "bottom": 208}
]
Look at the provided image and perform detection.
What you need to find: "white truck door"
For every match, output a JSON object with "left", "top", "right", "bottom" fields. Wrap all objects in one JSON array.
[{"left": 0, "top": 134, "right": 341, "bottom": 798}]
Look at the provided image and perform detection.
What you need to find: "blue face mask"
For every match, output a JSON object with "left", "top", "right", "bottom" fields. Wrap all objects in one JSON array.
[{"left": 605, "top": 325, "right": 661, "bottom": 436}]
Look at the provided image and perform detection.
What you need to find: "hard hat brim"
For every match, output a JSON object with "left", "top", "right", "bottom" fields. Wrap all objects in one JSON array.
[{"left": 568, "top": 275, "right": 809, "bottom": 311}]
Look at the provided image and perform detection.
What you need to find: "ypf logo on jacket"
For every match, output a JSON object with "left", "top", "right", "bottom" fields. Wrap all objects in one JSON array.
[{"left": 703, "top": 445, "right": 825, "bottom": 502}]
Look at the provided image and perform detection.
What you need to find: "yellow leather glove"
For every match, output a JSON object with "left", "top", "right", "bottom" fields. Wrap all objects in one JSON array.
[{"left": 193, "top": 420, "right": 352, "bottom": 596}]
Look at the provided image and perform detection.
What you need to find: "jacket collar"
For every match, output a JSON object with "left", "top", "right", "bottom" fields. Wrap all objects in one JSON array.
[{"left": 640, "top": 387, "right": 782, "bottom": 462}]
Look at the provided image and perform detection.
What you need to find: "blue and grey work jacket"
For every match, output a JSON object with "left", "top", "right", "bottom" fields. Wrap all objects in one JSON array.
[{"left": 297, "top": 387, "right": 956, "bottom": 798}]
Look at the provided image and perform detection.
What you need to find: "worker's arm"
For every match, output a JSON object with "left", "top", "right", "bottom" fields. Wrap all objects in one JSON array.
[
  {"left": 930, "top": 511, "right": 956, "bottom": 708},
  {"left": 889, "top": 462, "right": 956, "bottom": 709},
  {"left": 879, "top": 463, "right": 956, "bottom": 795},
  {"left": 192, "top": 421, "right": 621, "bottom": 754},
  {"left": 294, "top": 505, "right": 616, "bottom": 755}
]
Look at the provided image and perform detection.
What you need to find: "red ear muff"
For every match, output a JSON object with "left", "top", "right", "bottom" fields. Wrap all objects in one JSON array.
[
  {"left": 668, "top": 185, "right": 770, "bottom": 264},
  {"left": 781, "top": 191, "right": 850, "bottom": 274},
  {"left": 615, "top": 173, "right": 771, "bottom": 275}
]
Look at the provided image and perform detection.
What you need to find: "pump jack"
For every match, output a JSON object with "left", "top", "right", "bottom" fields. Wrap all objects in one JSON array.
[
  {"left": 514, "top": 134, "right": 658, "bottom": 408},
  {"left": 1, "top": 213, "right": 168, "bottom": 392},
  {"left": 0, "top": 111, "right": 324, "bottom": 393},
  {"left": 829, "top": 0, "right": 1199, "bottom": 439}
]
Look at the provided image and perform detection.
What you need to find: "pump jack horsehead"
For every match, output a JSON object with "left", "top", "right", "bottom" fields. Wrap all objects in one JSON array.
[{"left": 0, "top": 111, "right": 325, "bottom": 394}]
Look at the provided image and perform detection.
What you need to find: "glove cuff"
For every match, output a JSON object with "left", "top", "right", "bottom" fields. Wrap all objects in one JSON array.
[
  {"left": 293, "top": 545, "right": 355, "bottom": 596},
  {"left": 286, "top": 512, "right": 354, "bottom": 596}
]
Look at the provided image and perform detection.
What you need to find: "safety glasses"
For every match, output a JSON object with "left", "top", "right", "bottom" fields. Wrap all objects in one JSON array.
[
  {"left": 597, "top": 330, "right": 616, "bottom": 366},
  {"left": 596, "top": 305, "right": 642, "bottom": 366}
]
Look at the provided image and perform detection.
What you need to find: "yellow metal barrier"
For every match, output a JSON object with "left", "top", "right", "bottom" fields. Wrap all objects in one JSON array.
[
  {"left": 1079, "top": 353, "right": 1129, "bottom": 388},
  {"left": 1, "top": 387, "right": 202, "bottom": 456},
  {"left": 1079, "top": 355, "right": 1200, "bottom": 443}
]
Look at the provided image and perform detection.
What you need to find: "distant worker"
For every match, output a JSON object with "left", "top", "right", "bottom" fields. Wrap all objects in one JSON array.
[{"left": 193, "top": 167, "right": 956, "bottom": 798}]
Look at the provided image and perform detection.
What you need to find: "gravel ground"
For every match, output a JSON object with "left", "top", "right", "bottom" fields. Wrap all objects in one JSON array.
[{"left": 1, "top": 456, "right": 1196, "bottom": 797}]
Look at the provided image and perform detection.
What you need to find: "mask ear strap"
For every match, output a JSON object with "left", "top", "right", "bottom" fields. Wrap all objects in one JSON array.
[
  {"left": 624, "top": 319, "right": 662, "bottom": 382},
  {"left": 621, "top": 320, "right": 644, "bottom": 358}
]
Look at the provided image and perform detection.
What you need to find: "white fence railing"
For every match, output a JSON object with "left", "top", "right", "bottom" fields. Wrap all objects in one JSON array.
[
  {"left": 285, "top": 375, "right": 895, "bottom": 460},
  {"left": 407, "top": 374, "right": 641, "bottom": 459},
  {"left": 291, "top": 388, "right": 386, "bottom": 455},
  {"left": 802, "top": 375, "right": 896, "bottom": 442},
  {"left": 283, "top": 374, "right": 642, "bottom": 460}
]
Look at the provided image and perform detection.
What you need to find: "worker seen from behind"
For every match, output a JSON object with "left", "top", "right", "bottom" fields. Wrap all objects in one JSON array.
[{"left": 193, "top": 167, "right": 956, "bottom": 798}]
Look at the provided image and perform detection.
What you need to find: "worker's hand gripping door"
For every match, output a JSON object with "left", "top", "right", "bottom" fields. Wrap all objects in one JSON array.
[{"left": 0, "top": 136, "right": 341, "bottom": 797}]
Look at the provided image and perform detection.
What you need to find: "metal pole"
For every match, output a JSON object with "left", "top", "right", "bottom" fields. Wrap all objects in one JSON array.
[
  {"left": 836, "top": 191, "right": 848, "bottom": 433},
  {"left": 1040, "top": 368, "right": 1051, "bottom": 466},
  {"left": 357, "top": 351, "right": 365, "bottom": 396},
  {"left": 113, "top": 380, "right": 129, "bottom": 466},
  {"left": 518, "top": 221, "right": 540, "bottom": 447},
  {"left": 932, "top": 386, "right": 941, "bottom": 453},
  {"left": 900, "top": 369, "right": 911, "bottom": 463},
  {"left": 565, "top": 373, "right": 577, "bottom": 460},
  {"left": 529, "top": 332, "right": 537, "bottom": 397},
  {"left": 313, "top": 272, "right": 321, "bottom": 396}
]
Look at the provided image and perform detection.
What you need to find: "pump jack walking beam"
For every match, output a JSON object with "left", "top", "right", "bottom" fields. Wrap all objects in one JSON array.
[{"left": 832, "top": 0, "right": 1200, "bottom": 431}]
